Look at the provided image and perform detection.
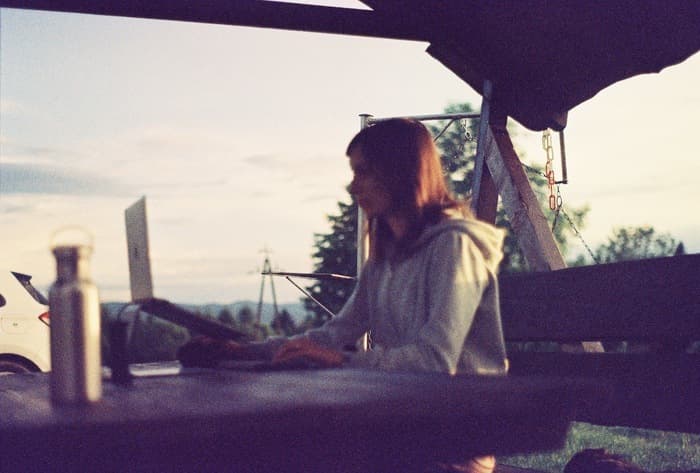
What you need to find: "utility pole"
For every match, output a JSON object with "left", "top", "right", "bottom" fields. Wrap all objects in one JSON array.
[{"left": 256, "top": 247, "right": 279, "bottom": 325}]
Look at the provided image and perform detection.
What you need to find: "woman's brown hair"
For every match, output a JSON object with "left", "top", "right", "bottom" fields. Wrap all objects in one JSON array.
[{"left": 346, "top": 118, "right": 470, "bottom": 260}]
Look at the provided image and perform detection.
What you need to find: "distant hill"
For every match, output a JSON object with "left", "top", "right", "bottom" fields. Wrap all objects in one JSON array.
[
  {"left": 193, "top": 301, "right": 310, "bottom": 325},
  {"left": 102, "top": 300, "right": 310, "bottom": 325}
]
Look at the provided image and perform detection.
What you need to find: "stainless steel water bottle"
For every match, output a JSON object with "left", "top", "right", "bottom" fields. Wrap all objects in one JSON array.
[{"left": 49, "top": 229, "right": 102, "bottom": 404}]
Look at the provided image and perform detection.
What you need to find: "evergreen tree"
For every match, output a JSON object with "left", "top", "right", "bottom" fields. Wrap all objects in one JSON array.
[
  {"left": 271, "top": 309, "right": 298, "bottom": 336},
  {"left": 304, "top": 198, "right": 358, "bottom": 325},
  {"left": 217, "top": 307, "right": 235, "bottom": 326},
  {"left": 237, "top": 305, "right": 255, "bottom": 326},
  {"left": 236, "top": 305, "right": 268, "bottom": 341}
]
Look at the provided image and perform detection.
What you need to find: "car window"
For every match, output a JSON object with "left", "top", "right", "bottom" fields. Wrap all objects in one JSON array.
[{"left": 11, "top": 272, "right": 49, "bottom": 305}]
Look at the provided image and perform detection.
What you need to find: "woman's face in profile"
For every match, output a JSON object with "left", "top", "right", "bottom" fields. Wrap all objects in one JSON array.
[{"left": 348, "top": 148, "right": 392, "bottom": 219}]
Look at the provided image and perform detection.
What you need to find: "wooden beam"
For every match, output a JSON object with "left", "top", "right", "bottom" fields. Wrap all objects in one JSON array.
[
  {"left": 0, "top": 0, "right": 429, "bottom": 42},
  {"left": 473, "top": 165, "right": 498, "bottom": 223},
  {"left": 507, "top": 352, "right": 700, "bottom": 434},
  {"left": 484, "top": 116, "right": 566, "bottom": 271},
  {"left": 500, "top": 254, "right": 700, "bottom": 342},
  {"left": 471, "top": 81, "right": 498, "bottom": 223}
]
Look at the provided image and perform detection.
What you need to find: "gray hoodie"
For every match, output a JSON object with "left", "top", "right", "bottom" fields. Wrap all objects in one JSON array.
[{"left": 262, "top": 216, "right": 508, "bottom": 376}]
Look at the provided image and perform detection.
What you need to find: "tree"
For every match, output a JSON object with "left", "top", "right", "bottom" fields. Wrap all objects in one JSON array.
[
  {"left": 237, "top": 305, "right": 255, "bottom": 326},
  {"left": 304, "top": 198, "right": 358, "bottom": 325},
  {"left": 236, "top": 305, "right": 268, "bottom": 341},
  {"left": 593, "top": 226, "right": 680, "bottom": 263},
  {"left": 217, "top": 307, "right": 235, "bottom": 326},
  {"left": 127, "top": 315, "right": 190, "bottom": 362},
  {"left": 271, "top": 309, "right": 298, "bottom": 336}
]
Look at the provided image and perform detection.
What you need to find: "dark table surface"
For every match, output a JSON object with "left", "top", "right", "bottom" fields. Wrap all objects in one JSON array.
[{"left": 0, "top": 363, "right": 610, "bottom": 472}]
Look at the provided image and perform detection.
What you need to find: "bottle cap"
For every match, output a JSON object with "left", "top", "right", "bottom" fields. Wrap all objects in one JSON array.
[{"left": 50, "top": 226, "right": 94, "bottom": 258}]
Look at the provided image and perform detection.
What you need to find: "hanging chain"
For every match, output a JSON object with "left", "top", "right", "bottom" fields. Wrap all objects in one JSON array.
[
  {"left": 454, "top": 119, "right": 475, "bottom": 160},
  {"left": 433, "top": 118, "right": 476, "bottom": 145},
  {"left": 459, "top": 118, "right": 476, "bottom": 143},
  {"left": 551, "top": 186, "right": 563, "bottom": 231},
  {"left": 522, "top": 161, "right": 600, "bottom": 265},
  {"left": 542, "top": 129, "right": 560, "bottom": 212},
  {"left": 560, "top": 207, "right": 601, "bottom": 264},
  {"left": 529, "top": 132, "right": 597, "bottom": 263},
  {"left": 456, "top": 119, "right": 467, "bottom": 158}
]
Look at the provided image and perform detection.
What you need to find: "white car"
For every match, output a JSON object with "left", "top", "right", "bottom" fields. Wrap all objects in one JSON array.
[{"left": 0, "top": 271, "right": 51, "bottom": 374}]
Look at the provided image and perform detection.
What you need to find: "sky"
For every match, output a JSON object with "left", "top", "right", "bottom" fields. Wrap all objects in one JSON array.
[{"left": 1, "top": 3, "right": 698, "bottom": 305}]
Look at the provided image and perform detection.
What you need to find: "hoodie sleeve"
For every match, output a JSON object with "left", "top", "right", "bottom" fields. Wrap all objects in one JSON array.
[
  {"left": 301, "top": 272, "right": 371, "bottom": 350},
  {"left": 348, "top": 230, "right": 493, "bottom": 374}
]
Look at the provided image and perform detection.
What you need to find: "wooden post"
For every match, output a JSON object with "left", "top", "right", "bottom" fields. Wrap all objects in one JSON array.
[
  {"left": 471, "top": 80, "right": 499, "bottom": 223},
  {"left": 484, "top": 114, "right": 566, "bottom": 271},
  {"left": 473, "top": 164, "right": 499, "bottom": 223}
]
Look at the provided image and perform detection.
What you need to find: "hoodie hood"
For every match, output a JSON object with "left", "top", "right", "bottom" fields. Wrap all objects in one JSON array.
[{"left": 411, "top": 216, "right": 506, "bottom": 273}]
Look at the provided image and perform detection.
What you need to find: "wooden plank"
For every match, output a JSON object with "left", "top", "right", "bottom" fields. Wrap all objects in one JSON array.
[
  {"left": 507, "top": 353, "right": 700, "bottom": 433},
  {"left": 471, "top": 81, "right": 499, "bottom": 223},
  {"left": 0, "top": 0, "right": 428, "bottom": 42},
  {"left": 474, "top": 164, "right": 499, "bottom": 223},
  {"left": 484, "top": 117, "right": 566, "bottom": 272},
  {"left": 500, "top": 254, "right": 700, "bottom": 341},
  {"left": 0, "top": 368, "right": 609, "bottom": 473}
]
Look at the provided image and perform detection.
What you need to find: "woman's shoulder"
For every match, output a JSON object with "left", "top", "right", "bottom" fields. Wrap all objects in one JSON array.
[
  {"left": 420, "top": 215, "right": 506, "bottom": 269},
  {"left": 419, "top": 213, "right": 477, "bottom": 243}
]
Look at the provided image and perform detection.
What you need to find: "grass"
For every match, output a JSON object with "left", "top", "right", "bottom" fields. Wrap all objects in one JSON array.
[{"left": 499, "top": 422, "right": 700, "bottom": 472}]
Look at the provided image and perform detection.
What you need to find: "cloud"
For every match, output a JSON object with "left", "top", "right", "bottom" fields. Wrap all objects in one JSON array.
[
  {"left": 1, "top": 139, "right": 86, "bottom": 166},
  {"left": 242, "top": 153, "right": 283, "bottom": 168},
  {"left": 0, "top": 200, "right": 36, "bottom": 214},
  {"left": 0, "top": 163, "right": 131, "bottom": 196}
]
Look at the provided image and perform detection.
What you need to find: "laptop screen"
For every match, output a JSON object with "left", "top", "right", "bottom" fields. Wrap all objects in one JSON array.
[{"left": 125, "top": 196, "right": 154, "bottom": 302}]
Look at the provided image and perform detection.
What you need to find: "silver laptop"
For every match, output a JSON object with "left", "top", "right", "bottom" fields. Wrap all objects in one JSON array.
[
  {"left": 125, "top": 196, "right": 154, "bottom": 303},
  {"left": 124, "top": 197, "right": 246, "bottom": 341}
]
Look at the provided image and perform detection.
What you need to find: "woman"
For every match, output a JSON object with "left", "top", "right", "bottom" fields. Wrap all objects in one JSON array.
[{"left": 180, "top": 118, "right": 507, "bottom": 472}]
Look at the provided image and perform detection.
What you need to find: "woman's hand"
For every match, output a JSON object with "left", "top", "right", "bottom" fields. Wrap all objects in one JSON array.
[
  {"left": 272, "top": 338, "right": 344, "bottom": 369},
  {"left": 177, "top": 336, "right": 244, "bottom": 368}
]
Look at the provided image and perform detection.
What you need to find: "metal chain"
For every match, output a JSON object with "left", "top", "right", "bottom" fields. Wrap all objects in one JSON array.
[
  {"left": 521, "top": 162, "right": 598, "bottom": 264},
  {"left": 433, "top": 118, "right": 476, "bottom": 146},
  {"left": 454, "top": 119, "right": 475, "bottom": 160},
  {"left": 542, "top": 129, "right": 559, "bottom": 211},
  {"left": 560, "top": 206, "right": 600, "bottom": 264},
  {"left": 456, "top": 120, "right": 466, "bottom": 158},
  {"left": 541, "top": 131, "right": 597, "bottom": 263},
  {"left": 551, "top": 185, "right": 563, "bottom": 231},
  {"left": 552, "top": 206, "right": 560, "bottom": 232},
  {"left": 459, "top": 118, "right": 476, "bottom": 143}
]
